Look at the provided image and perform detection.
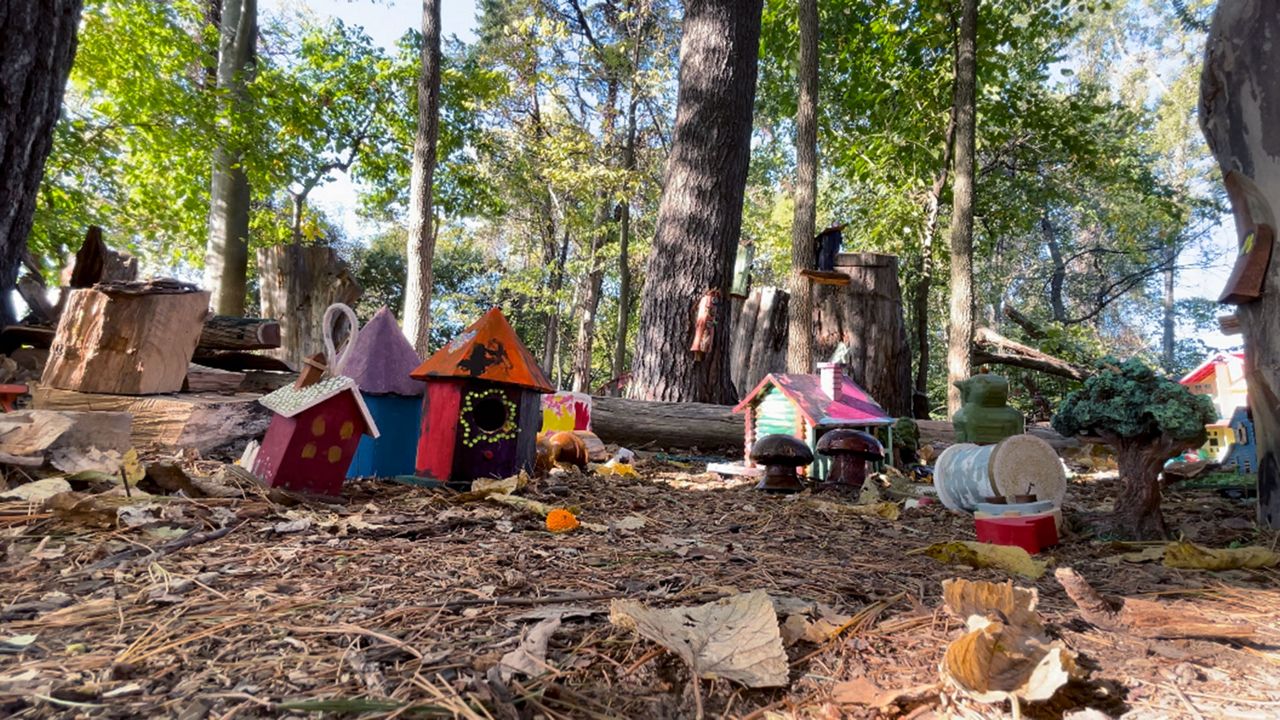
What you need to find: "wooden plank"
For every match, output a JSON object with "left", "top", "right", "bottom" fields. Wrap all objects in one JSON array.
[
  {"left": 32, "top": 385, "right": 271, "bottom": 455},
  {"left": 799, "top": 268, "right": 851, "bottom": 286},
  {"left": 184, "top": 363, "right": 246, "bottom": 393},
  {"left": 1219, "top": 314, "right": 1242, "bottom": 336}
]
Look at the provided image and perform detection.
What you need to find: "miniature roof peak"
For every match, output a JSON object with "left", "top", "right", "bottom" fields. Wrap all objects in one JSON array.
[
  {"left": 733, "top": 370, "right": 894, "bottom": 427},
  {"left": 410, "top": 307, "right": 554, "bottom": 392},
  {"left": 259, "top": 375, "right": 380, "bottom": 438},
  {"left": 341, "top": 307, "right": 424, "bottom": 396}
]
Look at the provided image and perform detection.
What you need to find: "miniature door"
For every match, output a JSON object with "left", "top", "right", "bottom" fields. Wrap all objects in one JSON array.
[{"left": 453, "top": 384, "right": 525, "bottom": 480}]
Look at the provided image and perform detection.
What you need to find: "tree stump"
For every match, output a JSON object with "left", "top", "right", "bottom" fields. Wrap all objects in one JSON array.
[
  {"left": 813, "top": 252, "right": 911, "bottom": 418},
  {"left": 41, "top": 283, "right": 210, "bottom": 395},
  {"left": 257, "top": 245, "right": 361, "bottom": 371},
  {"left": 729, "top": 286, "right": 789, "bottom": 398}
]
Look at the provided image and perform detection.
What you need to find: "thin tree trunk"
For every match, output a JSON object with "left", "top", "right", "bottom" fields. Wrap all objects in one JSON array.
[
  {"left": 571, "top": 79, "right": 620, "bottom": 393},
  {"left": 543, "top": 224, "right": 571, "bottom": 374},
  {"left": 1200, "top": 1, "right": 1280, "bottom": 529},
  {"left": 290, "top": 194, "right": 304, "bottom": 246},
  {"left": 628, "top": 0, "right": 764, "bottom": 403},
  {"left": 945, "top": 0, "right": 978, "bottom": 417},
  {"left": 912, "top": 109, "right": 956, "bottom": 419},
  {"left": 0, "top": 0, "right": 83, "bottom": 327},
  {"left": 204, "top": 0, "right": 256, "bottom": 316},
  {"left": 611, "top": 45, "right": 643, "bottom": 383},
  {"left": 1044, "top": 214, "right": 1067, "bottom": 322},
  {"left": 785, "top": 0, "right": 819, "bottom": 374},
  {"left": 1109, "top": 439, "right": 1174, "bottom": 540},
  {"left": 402, "top": 0, "right": 442, "bottom": 356},
  {"left": 1162, "top": 243, "right": 1177, "bottom": 372}
]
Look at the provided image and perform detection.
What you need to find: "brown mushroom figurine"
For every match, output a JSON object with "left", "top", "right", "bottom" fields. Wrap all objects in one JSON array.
[
  {"left": 815, "top": 429, "right": 882, "bottom": 491},
  {"left": 750, "top": 434, "right": 814, "bottom": 493}
]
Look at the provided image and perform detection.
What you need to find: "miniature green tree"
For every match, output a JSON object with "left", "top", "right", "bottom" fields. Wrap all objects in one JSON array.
[{"left": 1052, "top": 358, "right": 1218, "bottom": 539}]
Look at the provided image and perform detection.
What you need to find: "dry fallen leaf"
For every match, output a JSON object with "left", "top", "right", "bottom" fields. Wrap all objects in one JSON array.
[
  {"left": 940, "top": 578, "right": 1081, "bottom": 705},
  {"left": 469, "top": 472, "right": 528, "bottom": 498},
  {"left": 916, "top": 541, "right": 1047, "bottom": 579},
  {"left": 498, "top": 616, "right": 560, "bottom": 682},
  {"left": 596, "top": 460, "right": 638, "bottom": 478},
  {"left": 1104, "top": 545, "right": 1165, "bottom": 565},
  {"left": 1163, "top": 541, "right": 1279, "bottom": 570},
  {"left": 0, "top": 477, "right": 71, "bottom": 503},
  {"left": 122, "top": 448, "right": 146, "bottom": 485},
  {"left": 831, "top": 676, "right": 882, "bottom": 705},
  {"left": 610, "top": 590, "right": 789, "bottom": 688}
]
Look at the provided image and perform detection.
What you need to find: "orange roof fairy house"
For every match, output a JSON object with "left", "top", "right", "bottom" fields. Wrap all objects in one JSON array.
[{"left": 410, "top": 308, "right": 553, "bottom": 488}]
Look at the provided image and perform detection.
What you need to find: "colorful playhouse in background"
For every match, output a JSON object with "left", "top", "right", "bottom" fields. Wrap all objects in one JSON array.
[
  {"left": 410, "top": 308, "right": 554, "bottom": 488},
  {"left": 727, "top": 363, "right": 895, "bottom": 481},
  {"left": 342, "top": 307, "right": 424, "bottom": 478},
  {"left": 1180, "top": 352, "right": 1250, "bottom": 463}
]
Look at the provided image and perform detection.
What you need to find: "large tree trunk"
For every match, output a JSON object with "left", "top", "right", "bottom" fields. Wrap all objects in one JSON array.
[
  {"left": 912, "top": 110, "right": 956, "bottom": 419},
  {"left": 0, "top": 0, "right": 84, "bottom": 327},
  {"left": 785, "top": 0, "right": 819, "bottom": 374},
  {"left": 628, "top": 0, "right": 764, "bottom": 403},
  {"left": 402, "top": 0, "right": 442, "bottom": 357},
  {"left": 814, "top": 253, "right": 912, "bottom": 417},
  {"left": 204, "top": 0, "right": 256, "bottom": 316},
  {"left": 257, "top": 245, "right": 361, "bottom": 370},
  {"left": 945, "top": 0, "right": 978, "bottom": 417},
  {"left": 1200, "top": 2, "right": 1280, "bottom": 529}
]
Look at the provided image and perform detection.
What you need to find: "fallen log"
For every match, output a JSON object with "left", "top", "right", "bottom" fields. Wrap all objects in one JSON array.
[
  {"left": 197, "top": 316, "right": 282, "bottom": 351},
  {"left": 1055, "top": 567, "right": 1254, "bottom": 639},
  {"left": 972, "top": 327, "right": 1091, "bottom": 382},
  {"left": 590, "top": 396, "right": 743, "bottom": 451}
]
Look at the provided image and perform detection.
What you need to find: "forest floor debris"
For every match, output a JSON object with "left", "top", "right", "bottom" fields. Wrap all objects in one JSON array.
[{"left": 1, "top": 454, "right": 1278, "bottom": 719}]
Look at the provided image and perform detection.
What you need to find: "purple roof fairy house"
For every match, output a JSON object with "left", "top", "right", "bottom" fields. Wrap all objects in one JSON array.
[
  {"left": 732, "top": 363, "right": 895, "bottom": 480},
  {"left": 342, "top": 307, "right": 424, "bottom": 478}
]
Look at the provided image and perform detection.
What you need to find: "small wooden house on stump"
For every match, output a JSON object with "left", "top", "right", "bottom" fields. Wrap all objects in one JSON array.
[
  {"left": 410, "top": 308, "right": 553, "bottom": 488},
  {"left": 342, "top": 307, "right": 424, "bottom": 478},
  {"left": 254, "top": 374, "right": 379, "bottom": 496},
  {"left": 731, "top": 363, "right": 895, "bottom": 480}
]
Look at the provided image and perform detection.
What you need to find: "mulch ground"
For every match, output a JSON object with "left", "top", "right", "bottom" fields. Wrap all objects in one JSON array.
[{"left": 1, "top": 453, "right": 1278, "bottom": 719}]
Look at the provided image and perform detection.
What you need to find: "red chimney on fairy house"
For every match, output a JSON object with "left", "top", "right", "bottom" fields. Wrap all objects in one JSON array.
[
  {"left": 253, "top": 367, "right": 380, "bottom": 497},
  {"left": 410, "top": 308, "right": 553, "bottom": 488}
]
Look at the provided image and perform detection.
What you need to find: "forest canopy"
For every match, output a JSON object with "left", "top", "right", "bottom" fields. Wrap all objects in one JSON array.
[{"left": 29, "top": 0, "right": 1227, "bottom": 412}]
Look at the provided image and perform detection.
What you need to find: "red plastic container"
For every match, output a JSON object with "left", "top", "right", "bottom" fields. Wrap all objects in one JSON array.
[{"left": 975, "top": 514, "right": 1058, "bottom": 554}]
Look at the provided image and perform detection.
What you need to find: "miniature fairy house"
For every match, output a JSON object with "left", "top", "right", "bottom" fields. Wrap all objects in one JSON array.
[
  {"left": 1180, "top": 352, "right": 1248, "bottom": 420},
  {"left": 1222, "top": 406, "right": 1257, "bottom": 473},
  {"left": 254, "top": 374, "right": 379, "bottom": 496},
  {"left": 342, "top": 307, "right": 424, "bottom": 478},
  {"left": 410, "top": 308, "right": 553, "bottom": 487},
  {"left": 732, "top": 363, "right": 895, "bottom": 480}
]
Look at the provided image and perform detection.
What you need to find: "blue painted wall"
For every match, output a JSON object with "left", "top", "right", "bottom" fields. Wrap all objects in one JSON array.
[{"left": 348, "top": 394, "right": 423, "bottom": 479}]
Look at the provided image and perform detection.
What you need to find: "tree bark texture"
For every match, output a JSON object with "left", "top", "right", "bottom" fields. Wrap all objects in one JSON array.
[
  {"left": 1200, "top": 1, "right": 1280, "bottom": 529},
  {"left": 1109, "top": 437, "right": 1182, "bottom": 540},
  {"left": 612, "top": 95, "right": 639, "bottom": 382},
  {"left": 785, "top": 0, "right": 819, "bottom": 375},
  {"left": 945, "top": 0, "right": 978, "bottom": 417},
  {"left": 912, "top": 110, "right": 956, "bottom": 419},
  {"left": 729, "top": 286, "right": 789, "bottom": 399},
  {"left": 257, "top": 245, "right": 361, "bottom": 371},
  {"left": 204, "top": 0, "right": 256, "bottom": 316},
  {"left": 591, "top": 395, "right": 742, "bottom": 450},
  {"left": 1162, "top": 245, "right": 1176, "bottom": 373},
  {"left": 813, "top": 253, "right": 912, "bottom": 417},
  {"left": 972, "top": 326, "right": 1091, "bottom": 382},
  {"left": 571, "top": 79, "right": 620, "bottom": 393},
  {"left": 0, "top": 0, "right": 84, "bottom": 326},
  {"left": 628, "top": 0, "right": 764, "bottom": 403},
  {"left": 402, "top": 0, "right": 442, "bottom": 357}
]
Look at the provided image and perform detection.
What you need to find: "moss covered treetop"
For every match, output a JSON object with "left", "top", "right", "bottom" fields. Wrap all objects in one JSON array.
[{"left": 1051, "top": 358, "right": 1218, "bottom": 443}]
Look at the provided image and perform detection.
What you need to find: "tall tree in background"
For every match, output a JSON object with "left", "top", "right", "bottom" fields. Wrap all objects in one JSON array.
[
  {"left": 945, "top": 0, "right": 978, "bottom": 416},
  {"left": 204, "top": 0, "right": 256, "bottom": 315},
  {"left": 628, "top": 0, "right": 764, "bottom": 403},
  {"left": 1200, "top": 0, "right": 1280, "bottom": 529},
  {"left": 785, "top": 0, "right": 818, "bottom": 374},
  {"left": 402, "top": 0, "right": 442, "bottom": 356},
  {"left": 0, "top": 0, "right": 83, "bottom": 325}
]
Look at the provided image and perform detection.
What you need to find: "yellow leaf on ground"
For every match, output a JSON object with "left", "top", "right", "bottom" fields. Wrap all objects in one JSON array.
[
  {"left": 1163, "top": 541, "right": 1280, "bottom": 570},
  {"left": 916, "top": 541, "right": 1047, "bottom": 579},
  {"left": 470, "top": 472, "right": 527, "bottom": 497},
  {"left": 122, "top": 448, "right": 146, "bottom": 485},
  {"left": 596, "top": 460, "right": 638, "bottom": 477}
]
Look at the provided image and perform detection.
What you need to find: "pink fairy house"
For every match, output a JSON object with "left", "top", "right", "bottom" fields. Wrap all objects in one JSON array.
[{"left": 730, "top": 363, "right": 895, "bottom": 480}]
